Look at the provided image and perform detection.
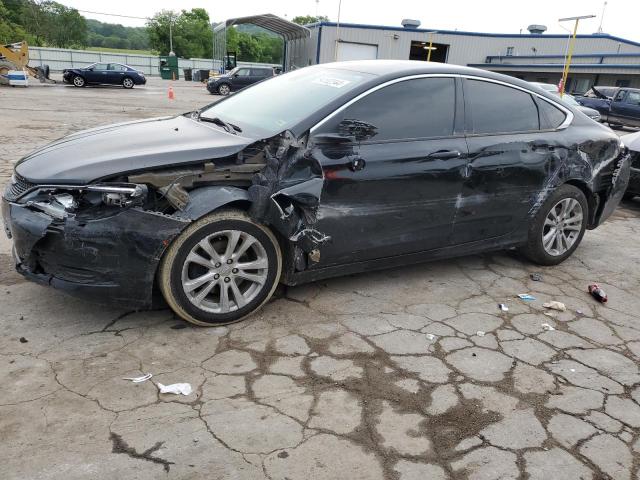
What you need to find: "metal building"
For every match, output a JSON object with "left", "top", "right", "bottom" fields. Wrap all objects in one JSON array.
[{"left": 296, "top": 20, "right": 640, "bottom": 92}]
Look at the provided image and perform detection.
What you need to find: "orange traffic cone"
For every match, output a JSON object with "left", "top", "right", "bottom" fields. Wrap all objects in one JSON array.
[{"left": 168, "top": 85, "right": 175, "bottom": 100}]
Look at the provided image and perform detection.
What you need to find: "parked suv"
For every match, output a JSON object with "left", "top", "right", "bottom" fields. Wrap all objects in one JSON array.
[{"left": 206, "top": 66, "right": 274, "bottom": 95}]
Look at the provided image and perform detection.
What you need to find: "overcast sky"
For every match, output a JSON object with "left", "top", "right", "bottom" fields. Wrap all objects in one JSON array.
[{"left": 61, "top": 0, "right": 637, "bottom": 41}]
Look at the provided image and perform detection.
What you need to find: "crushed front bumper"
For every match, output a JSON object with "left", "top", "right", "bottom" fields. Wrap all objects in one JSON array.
[{"left": 2, "top": 198, "right": 188, "bottom": 308}]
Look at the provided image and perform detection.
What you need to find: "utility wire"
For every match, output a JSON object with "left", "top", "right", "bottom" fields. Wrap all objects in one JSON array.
[{"left": 74, "top": 9, "right": 150, "bottom": 20}]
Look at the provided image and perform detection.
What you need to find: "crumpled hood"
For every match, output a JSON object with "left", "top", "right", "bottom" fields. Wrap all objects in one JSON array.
[{"left": 15, "top": 115, "right": 254, "bottom": 184}]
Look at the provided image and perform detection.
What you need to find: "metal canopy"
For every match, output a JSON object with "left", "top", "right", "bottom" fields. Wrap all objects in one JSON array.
[{"left": 214, "top": 14, "right": 310, "bottom": 41}]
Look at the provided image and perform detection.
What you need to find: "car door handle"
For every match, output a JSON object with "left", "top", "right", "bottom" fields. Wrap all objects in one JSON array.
[{"left": 427, "top": 150, "right": 461, "bottom": 160}]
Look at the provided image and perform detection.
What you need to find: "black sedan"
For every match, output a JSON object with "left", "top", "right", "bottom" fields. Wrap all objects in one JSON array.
[
  {"left": 63, "top": 62, "right": 146, "bottom": 88},
  {"left": 2, "top": 61, "right": 630, "bottom": 326}
]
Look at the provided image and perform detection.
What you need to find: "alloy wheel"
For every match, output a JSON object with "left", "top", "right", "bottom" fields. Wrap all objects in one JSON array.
[
  {"left": 218, "top": 84, "right": 230, "bottom": 95},
  {"left": 73, "top": 75, "right": 85, "bottom": 87},
  {"left": 123, "top": 78, "right": 134, "bottom": 88},
  {"left": 542, "top": 198, "right": 583, "bottom": 256},
  {"left": 181, "top": 230, "right": 268, "bottom": 313}
]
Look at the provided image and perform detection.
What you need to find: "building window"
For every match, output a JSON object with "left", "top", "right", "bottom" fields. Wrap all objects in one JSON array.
[{"left": 506, "top": 47, "right": 514, "bottom": 56}]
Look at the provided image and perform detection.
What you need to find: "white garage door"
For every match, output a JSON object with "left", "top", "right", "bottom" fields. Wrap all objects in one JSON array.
[{"left": 337, "top": 42, "right": 378, "bottom": 61}]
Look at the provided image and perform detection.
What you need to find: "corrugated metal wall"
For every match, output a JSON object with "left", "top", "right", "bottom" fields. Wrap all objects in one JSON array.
[
  {"left": 313, "top": 25, "right": 640, "bottom": 66},
  {"left": 28, "top": 47, "right": 278, "bottom": 76}
]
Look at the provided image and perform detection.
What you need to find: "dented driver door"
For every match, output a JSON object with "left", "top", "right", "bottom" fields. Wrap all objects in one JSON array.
[{"left": 309, "top": 76, "right": 468, "bottom": 267}]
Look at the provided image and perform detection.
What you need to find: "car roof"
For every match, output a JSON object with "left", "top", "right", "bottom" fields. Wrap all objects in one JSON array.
[{"left": 319, "top": 60, "right": 564, "bottom": 100}]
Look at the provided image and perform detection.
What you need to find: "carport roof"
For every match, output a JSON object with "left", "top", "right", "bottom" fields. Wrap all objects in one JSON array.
[{"left": 213, "top": 14, "right": 310, "bottom": 41}]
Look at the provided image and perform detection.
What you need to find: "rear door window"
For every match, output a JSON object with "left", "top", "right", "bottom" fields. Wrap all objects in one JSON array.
[
  {"left": 251, "top": 68, "right": 271, "bottom": 77},
  {"left": 465, "top": 79, "right": 540, "bottom": 134},
  {"left": 328, "top": 77, "right": 456, "bottom": 141}
]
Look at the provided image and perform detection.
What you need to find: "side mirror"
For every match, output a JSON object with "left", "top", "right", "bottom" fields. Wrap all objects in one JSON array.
[{"left": 337, "top": 119, "right": 378, "bottom": 142}]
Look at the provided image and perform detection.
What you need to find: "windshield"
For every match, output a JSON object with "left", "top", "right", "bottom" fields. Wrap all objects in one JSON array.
[{"left": 200, "top": 66, "right": 374, "bottom": 137}]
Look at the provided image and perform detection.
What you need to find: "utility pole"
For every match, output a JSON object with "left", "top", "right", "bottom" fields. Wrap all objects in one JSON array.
[
  {"left": 168, "top": 13, "right": 175, "bottom": 56},
  {"left": 334, "top": 0, "right": 342, "bottom": 61},
  {"left": 558, "top": 15, "right": 595, "bottom": 97},
  {"left": 597, "top": 1, "right": 608, "bottom": 34}
]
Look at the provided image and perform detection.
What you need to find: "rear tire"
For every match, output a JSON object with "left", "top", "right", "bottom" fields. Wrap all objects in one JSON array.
[
  {"left": 521, "top": 184, "right": 588, "bottom": 266},
  {"left": 159, "top": 210, "right": 282, "bottom": 326},
  {"left": 122, "top": 77, "right": 134, "bottom": 89}
]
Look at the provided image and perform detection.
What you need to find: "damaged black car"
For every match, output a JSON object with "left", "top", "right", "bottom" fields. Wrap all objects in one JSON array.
[{"left": 2, "top": 61, "right": 630, "bottom": 325}]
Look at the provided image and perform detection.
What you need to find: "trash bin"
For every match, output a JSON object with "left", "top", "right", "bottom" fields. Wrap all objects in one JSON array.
[
  {"left": 159, "top": 55, "right": 179, "bottom": 80},
  {"left": 198, "top": 70, "right": 210, "bottom": 82},
  {"left": 183, "top": 68, "right": 192, "bottom": 81}
]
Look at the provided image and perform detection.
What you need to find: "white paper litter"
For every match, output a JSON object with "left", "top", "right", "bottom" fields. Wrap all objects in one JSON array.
[
  {"left": 541, "top": 323, "right": 555, "bottom": 331},
  {"left": 476, "top": 331, "right": 486, "bottom": 337},
  {"left": 157, "top": 382, "right": 192, "bottom": 396},
  {"left": 123, "top": 373, "right": 153, "bottom": 383},
  {"left": 543, "top": 301, "right": 566, "bottom": 312},
  {"left": 498, "top": 303, "right": 509, "bottom": 312},
  {"left": 425, "top": 333, "right": 436, "bottom": 341}
]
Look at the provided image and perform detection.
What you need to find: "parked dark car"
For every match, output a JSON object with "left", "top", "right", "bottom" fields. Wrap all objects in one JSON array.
[
  {"left": 576, "top": 86, "right": 640, "bottom": 128},
  {"left": 63, "top": 63, "right": 146, "bottom": 89},
  {"left": 206, "top": 66, "right": 274, "bottom": 95},
  {"left": 622, "top": 130, "right": 640, "bottom": 199},
  {"left": 530, "top": 82, "right": 602, "bottom": 122},
  {"left": 2, "top": 61, "right": 630, "bottom": 326}
]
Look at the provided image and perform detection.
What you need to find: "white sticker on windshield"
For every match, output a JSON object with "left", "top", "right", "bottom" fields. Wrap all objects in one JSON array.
[{"left": 312, "top": 77, "right": 352, "bottom": 88}]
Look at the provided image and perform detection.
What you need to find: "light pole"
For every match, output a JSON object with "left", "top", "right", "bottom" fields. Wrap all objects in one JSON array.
[
  {"left": 334, "top": 0, "right": 342, "bottom": 61},
  {"left": 168, "top": 13, "right": 175, "bottom": 56},
  {"left": 425, "top": 31, "right": 437, "bottom": 61},
  {"left": 558, "top": 15, "right": 595, "bottom": 97}
]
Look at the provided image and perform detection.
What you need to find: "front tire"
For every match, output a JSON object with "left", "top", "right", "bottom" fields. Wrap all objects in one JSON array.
[
  {"left": 217, "top": 83, "right": 231, "bottom": 95},
  {"left": 521, "top": 184, "right": 588, "bottom": 266},
  {"left": 159, "top": 210, "right": 282, "bottom": 326},
  {"left": 72, "top": 75, "right": 85, "bottom": 87}
]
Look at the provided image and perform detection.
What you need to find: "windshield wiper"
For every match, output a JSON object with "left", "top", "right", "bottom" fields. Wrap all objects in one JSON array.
[{"left": 198, "top": 115, "right": 242, "bottom": 134}]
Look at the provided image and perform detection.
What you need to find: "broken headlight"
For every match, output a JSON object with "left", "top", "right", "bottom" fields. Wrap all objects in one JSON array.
[{"left": 21, "top": 183, "right": 148, "bottom": 218}]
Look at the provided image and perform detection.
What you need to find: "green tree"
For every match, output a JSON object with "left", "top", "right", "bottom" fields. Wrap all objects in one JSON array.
[
  {"left": 147, "top": 8, "right": 212, "bottom": 58},
  {"left": 0, "top": 0, "right": 32, "bottom": 44},
  {"left": 11, "top": 0, "right": 86, "bottom": 47},
  {"left": 292, "top": 15, "right": 329, "bottom": 25}
]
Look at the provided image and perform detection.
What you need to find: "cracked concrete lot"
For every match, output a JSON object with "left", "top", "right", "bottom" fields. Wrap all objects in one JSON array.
[{"left": 2, "top": 79, "right": 640, "bottom": 479}]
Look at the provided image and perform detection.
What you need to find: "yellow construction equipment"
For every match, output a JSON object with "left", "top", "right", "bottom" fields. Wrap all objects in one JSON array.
[{"left": 0, "top": 41, "right": 54, "bottom": 85}]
